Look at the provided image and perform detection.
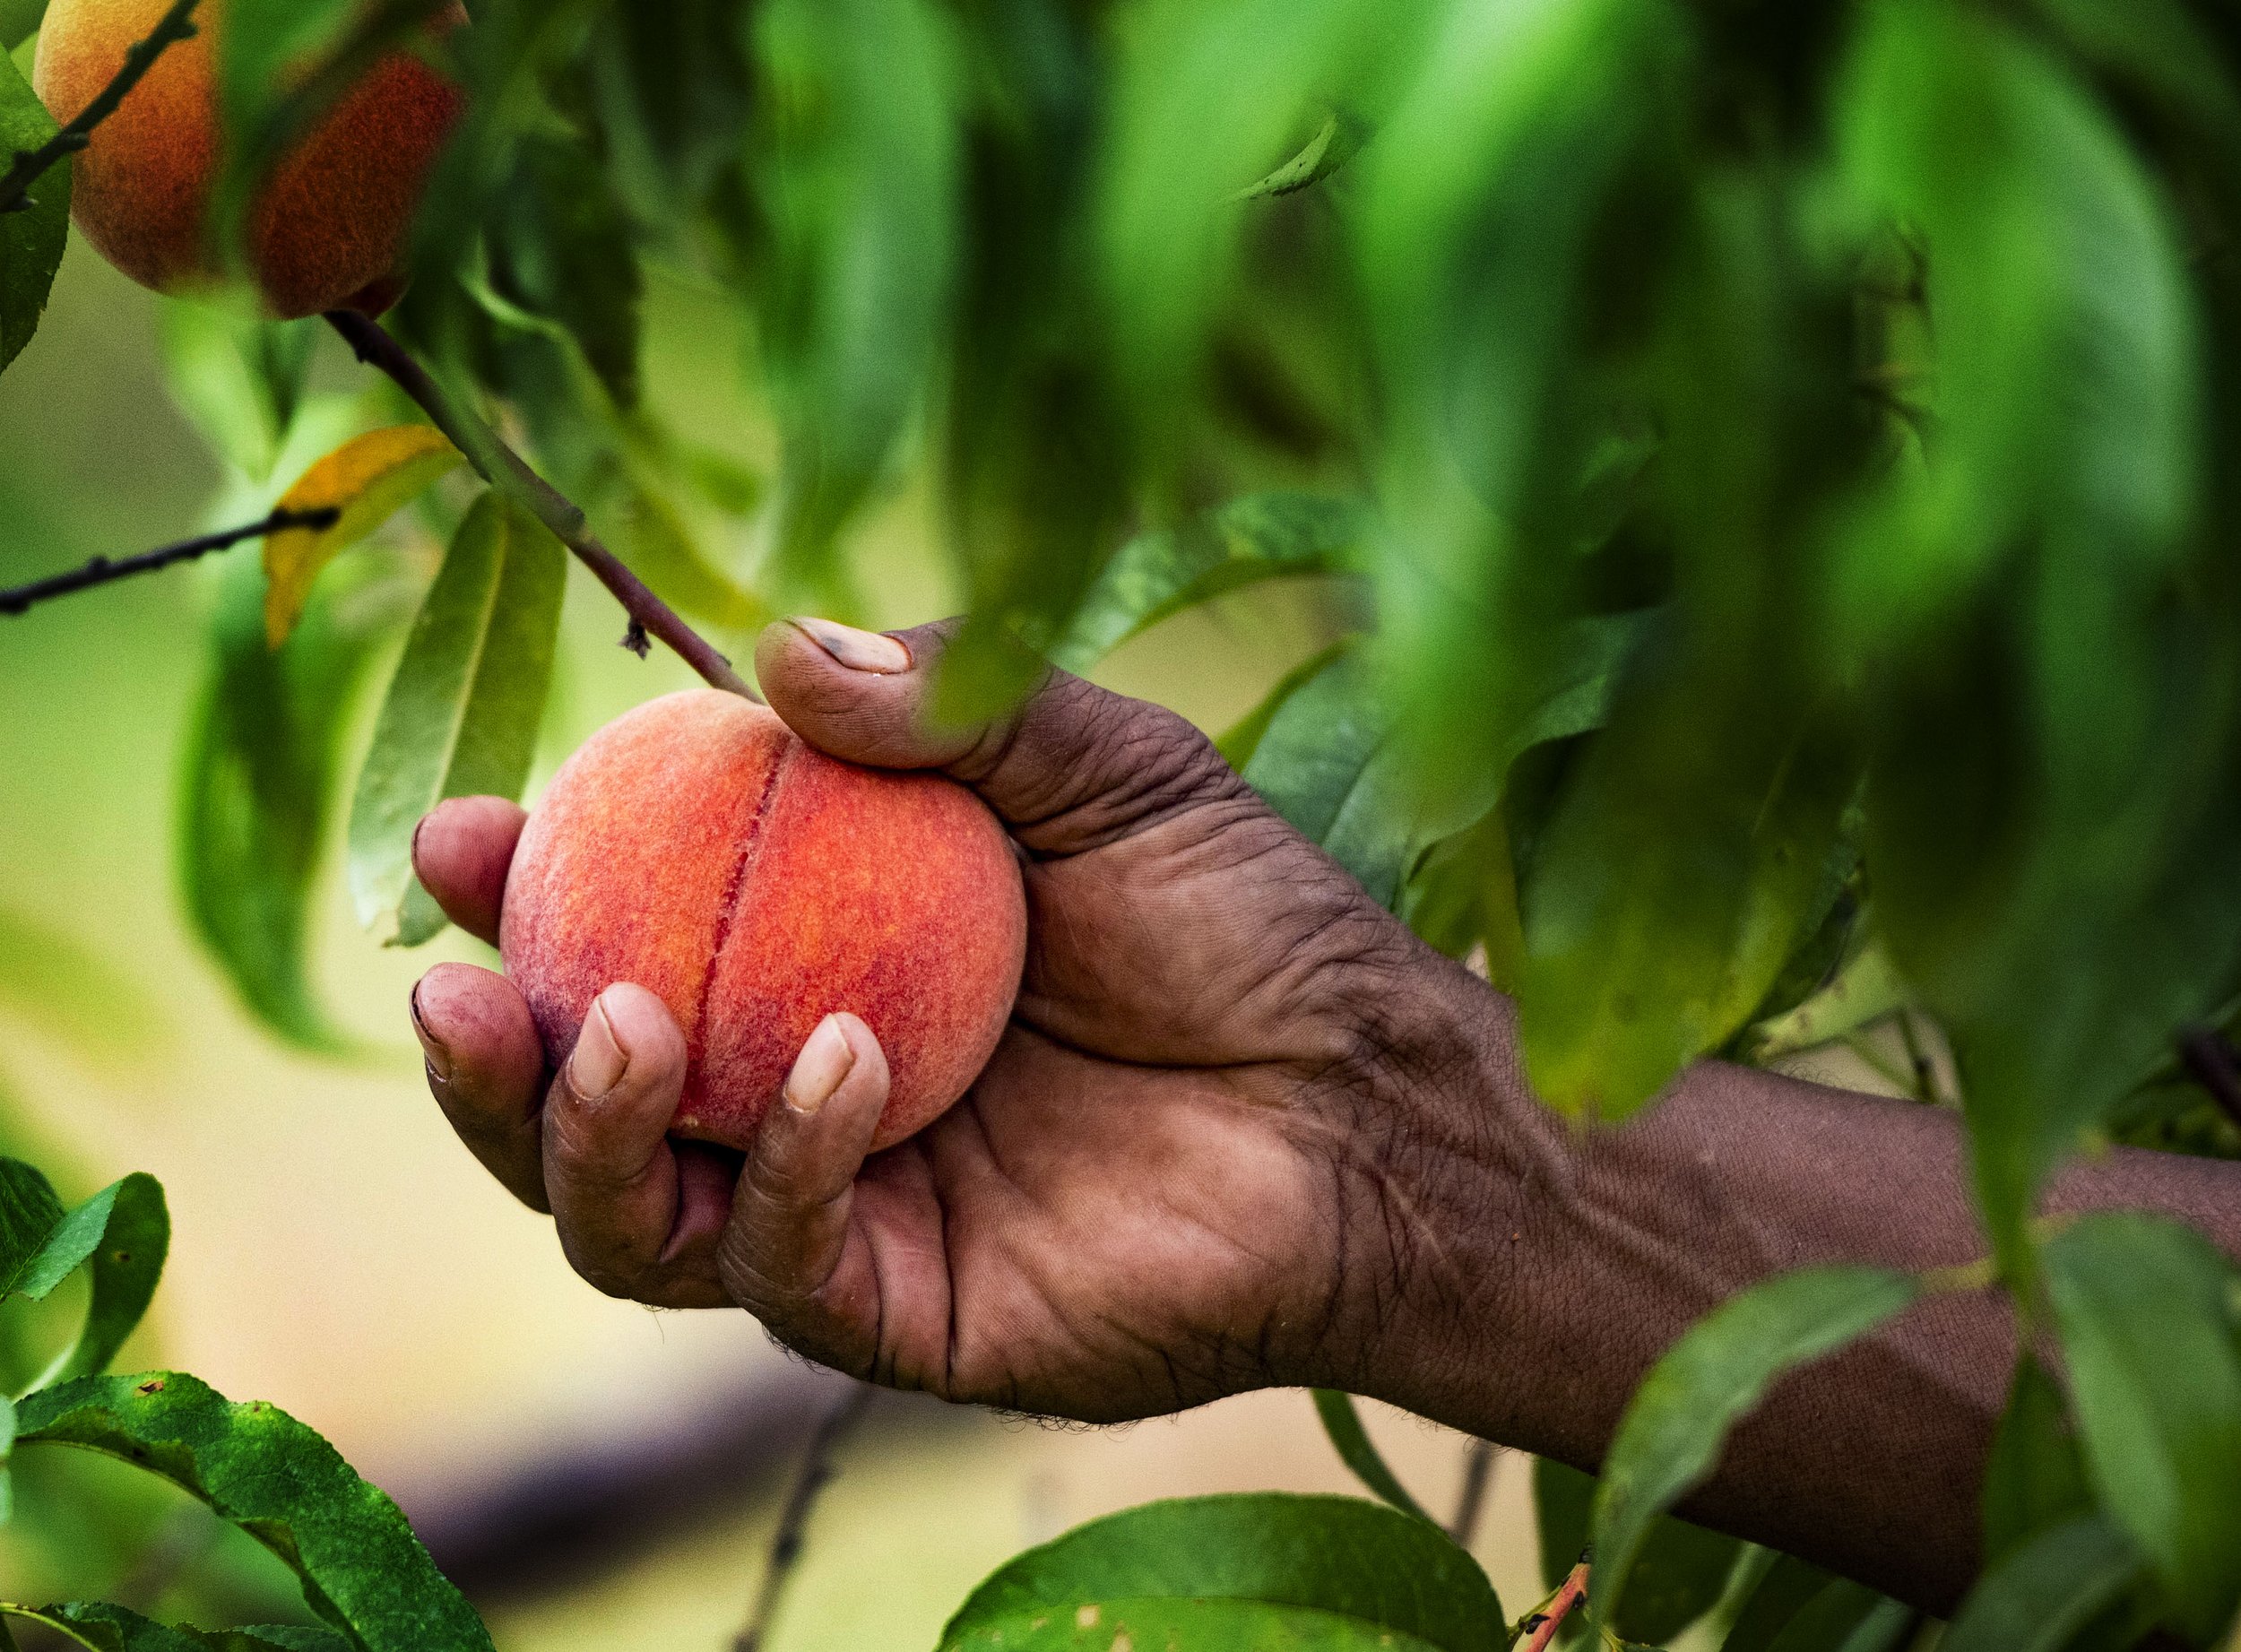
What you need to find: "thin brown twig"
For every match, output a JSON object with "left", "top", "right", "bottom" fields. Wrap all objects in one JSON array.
[
  {"left": 324, "top": 310, "right": 759, "bottom": 700},
  {"left": 0, "top": 506, "right": 338, "bottom": 617},
  {"left": 733, "top": 1383, "right": 876, "bottom": 1652},
  {"left": 0, "top": 0, "right": 202, "bottom": 215},
  {"left": 1447, "top": 1438, "right": 1498, "bottom": 1550},
  {"left": 2178, "top": 1027, "right": 2241, "bottom": 1132},
  {"left": 1518, "top": 1557, "right": 1589, "bottom": 1652}
]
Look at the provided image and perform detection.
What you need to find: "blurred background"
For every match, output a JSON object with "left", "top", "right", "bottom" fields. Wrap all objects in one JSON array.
[{"left": 0, "top": 239, "right": 1550, "bottom": 1648}]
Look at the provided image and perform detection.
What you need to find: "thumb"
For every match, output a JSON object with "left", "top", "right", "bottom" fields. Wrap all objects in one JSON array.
[{"left": 756, "top": 617, "right": 1242, "bottom": 857}]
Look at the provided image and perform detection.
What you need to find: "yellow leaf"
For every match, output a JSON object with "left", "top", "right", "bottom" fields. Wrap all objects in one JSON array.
[{"left": 263, "top": 425, "right": 463, "bottom": 646}]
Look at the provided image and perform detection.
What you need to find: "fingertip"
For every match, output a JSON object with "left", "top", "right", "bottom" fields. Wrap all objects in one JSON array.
[
  {"left": 564, "top": 982, "right": 686, "bottom": 1108},
  {"left": 411, "top": 961, "right": 541, "bottom": 1084},
  {"left": 413, "top": 796, "right": 528, "bottom": 946},
  {"left": 755, "top": 619, "right": 950, "bottom": 772}
]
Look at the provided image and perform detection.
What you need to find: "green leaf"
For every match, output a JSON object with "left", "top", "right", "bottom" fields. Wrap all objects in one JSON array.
[
  {"left": 1237, "top": 111, "right": 1367, "bottom": 201},
  {"left": 1588, "top": 1267, "right": 1918, "bottom": 1638},
  {"left": 0, "top": 45, "right": 67, "bottom": 374},
  {"left": 1759, "top": 1581, "right": 1915, "bottom": 1652},
  {"left": 940, "top": 1494, "right": 1502, "bottom": 1652},
  {"left": 1744, "top": 945, "right": 1906, "bottom": 1065},
  {"left": 5, "top": 1602, "right": 350, "bottom": 1652},
  {"left": 1244, "top": 613, "right": 1646, "bottom": 911},
  {"left": 0, "top": 1159, "right": 65, "bottom": 1300},
  {"left": 16, "top": 1373, "right": 493, "bottom": 1652},
  {"left": 1938, "top": 1516, "right": 2142, "bottom": 1652},
  {"left": 1217, "top": 641, "right": 1354, "bottom": 774},
  {"left": 1718, "top": 1554, "right": 1836, "bottom": 1652},
  {"left": 1051, "top": 494, "right": 1365, "bottom": 675},
  {"left": 347, "top": 492, "right": 565, "bottom": 947},
  {"left": 177, "top": 537, "right": 417, "bottom": 1049},
  {"left": 2043, "top": 1214, "right": 2241, "bottom": 1638},
  {"left": 1533, "top": 1457, "right": 1741, "bottom": 1646},
  {"left": 1309, "top": 1392, "right": 1433, "bottom": 1525},
  {"left": 1982, "top": 1354, "right": 2093, "bottom": 1570},
  {"left": 31, "top": 1175, "right": 168, "bottom": 1390},
  {"left": 484, "top": 128, "right": 644, "bottom": 413},
  {"left": 946, "top": 1597, "right": 1443, "bottom": 1650},
  {"left": 751, "top": 0, "right": 960, "bottom": 594}
]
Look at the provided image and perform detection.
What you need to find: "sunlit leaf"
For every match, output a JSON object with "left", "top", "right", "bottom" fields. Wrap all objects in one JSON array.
[
  {"left": 940, "top": 1494, "right": 1501, "bottom": 1652},
  {"left": 347, "top": 492, "right": 564, "bottom": 947},
  {"left": 264, "top": 426, "right": 461, "bottom": 647},
  {"left": 2043, "top": 1214, "right": 2241, "bottom": 1638},
  {"left": 1937, "top": 1516, "right": 2141, "bottom": 1652},
  {"left": 0, "top": 44, "right": 67, "bottom": 375},
  {"left": 1309, "top": 1392, "right": 1432, "bottom": 1525},
  {"left": 17, "top": 1373, "right": 493, "bottom": 1651},
  {"left": 157, "top": 305, "right": 317, "bottom": 484},
  {"left": 1588, "top": 1267, "right": 1918, "bottom": 1638},
  {"left": 1744, "top": 944, "right": 1907, "bottom": 1065},
  {"left": 1237, "top": 111, "right": 1367, "bottom": 201},
  {"left": 1051, "top": 494, "right": 1365, "bottom": 675}
]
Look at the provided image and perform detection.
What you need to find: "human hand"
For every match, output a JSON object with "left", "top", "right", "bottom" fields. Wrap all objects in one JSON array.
[{"left": 408, "top": 618, "right": 1494, "bottom": 1421}]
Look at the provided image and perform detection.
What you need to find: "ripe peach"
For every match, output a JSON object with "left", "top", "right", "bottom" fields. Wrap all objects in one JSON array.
[
  {"left": 34, "top": 0, "right": 464, "bottom": 320},
  {"left": 500, "top": 691, "right": 1027, "bottom": 1152}
]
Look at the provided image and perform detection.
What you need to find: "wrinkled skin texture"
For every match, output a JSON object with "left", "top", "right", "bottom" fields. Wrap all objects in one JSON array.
[{"left": 411, "top": 618, "right": 2241, "bottom": 1613}]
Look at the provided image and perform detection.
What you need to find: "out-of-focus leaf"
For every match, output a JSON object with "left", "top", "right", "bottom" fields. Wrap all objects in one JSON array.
[
  {"left": 1309, "top": 1392, "right": 1433, "bottom": 1525},
  {"left": 1982, "top": 1354, "right": 2093, "bottom": 1569},
  {"left": 1534, "top": 1457, "right": 1742, "bottom": 1646},
  {"left": 1744, "top": 944, "right": 1906, "bottom": 1064},
  {"left": 940, "top": 1494, "right": 1501, "bottom": 1652},
  {"left": 752, "top": 0, "right": 959, "bottom": 597},
  {"left": 1718, "top": 1553, "right": 1835, "bottom": 1652},
  {"left": 347, "top": 492, "right": 564, "bottom": 947},
  {"left": 2043, "top": 1214, "right": 2241, "bottom": 1638},
  {"left": 11, "top": 1172, "right": 169, "bottom": 1389},
  {"left": 158, "top": 306, "right": 317, "bottom": 483},
  {"left": 1357, "top": 0, "right": 1683, "bottom": 810},
  {"left": 177, "top": 540, "right": 418, "bottom": 1049},
  {"left": 612, "top": 483, "right": 766, "bottom": 636},
  {"left": 17, "top": 1373, "right": 493, "bottom": 1651},
  {"left": 485, "top": 127, "right": 644, "bottom": 412},
  {"left": 947, "top": 1598, "right": 1439, "bottom": 1649},
  {"left": 1245, "top": 613, "right": 1646, "bottom": 910},
  {"left": 1588, "top": 1267, "right": 1918, "bottom": 1638},
  {"left": 0, "top": 0, "right": 46, "bottom": 52},
  {"left": 4, "top": 1603, "right": 350, "bottom": 1652},
  {"left": 1759, "top": 1581, "right": 1915, "bottom": 1652},
  {"left": 1835, "top": 0, "right": 2228, "bottom": 1261},
  {"left": 1398, "top": 803, "right": 1524, "bottom": 986},
  {"left": 0, "top": 45, "right": 67, "bottom": 374},
  {"left": 1051, "top": 494, "right": 1365, "bottom": 674},
  {"left": 1520, "top": 706, "right": 1859, "bottom": 1120},
  {"left": 0, "top": 908, "right": 165, "bottom": 1067},
  {"left": 587, "top": 0, "right": 754, "bottom": 229},
  {"left": 1237, "top": 111, "right": 1367, "bottom": 201},
  {"left": 1938, "top": 1516, "right": 2141, "bottom": 1652},
  {"left": 263, "top": 427, "right": 460, "bottom": 646}
]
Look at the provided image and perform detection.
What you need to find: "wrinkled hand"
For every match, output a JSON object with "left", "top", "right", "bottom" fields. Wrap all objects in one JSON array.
[{"left": 408, "top": 618, "right": 1468, "bottom": 1422}]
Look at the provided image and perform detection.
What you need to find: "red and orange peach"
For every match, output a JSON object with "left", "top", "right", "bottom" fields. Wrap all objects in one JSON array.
[{"left": 500, "top": 691, "right": 1026, "bottom": 1152}]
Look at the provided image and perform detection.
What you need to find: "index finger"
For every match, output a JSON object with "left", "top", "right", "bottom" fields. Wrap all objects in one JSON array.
[{"left": 413, "top": 795, "right": 528, "bottom": 947}]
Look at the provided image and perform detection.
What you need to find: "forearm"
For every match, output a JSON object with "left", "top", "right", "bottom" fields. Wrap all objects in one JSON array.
[{"left": 1354, "top": 956, "right": 2241, "bottom": 1613}]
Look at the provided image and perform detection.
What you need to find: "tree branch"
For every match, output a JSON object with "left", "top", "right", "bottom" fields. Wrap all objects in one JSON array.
[
  {"left": 1516, "top": 1557, "right": 1589, "bottom": 1652},
  {"left": 733, "top": 1383, "right": 875, "bottom": 1652},
  {"left": 0, "top": 0, "right": 201, "bottom": 217},
  {"left": 324, "top": 309, "right": 759, "bottom": 700},
  {"left": 0, "top": 506, "right": 337, "bottom": 617}
]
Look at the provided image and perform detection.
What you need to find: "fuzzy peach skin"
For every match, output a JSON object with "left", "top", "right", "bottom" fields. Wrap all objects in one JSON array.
[
  {"left": 34, "top": 0, "right": 464, "bottom": 319},
  {"left": 498, "top": 690, "right": 1027, "bottom": 1153}
]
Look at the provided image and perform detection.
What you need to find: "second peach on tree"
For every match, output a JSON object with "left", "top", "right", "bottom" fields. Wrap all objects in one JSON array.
[{"left": 501, "top": 690, "right": 1028, "bottom": 1151}]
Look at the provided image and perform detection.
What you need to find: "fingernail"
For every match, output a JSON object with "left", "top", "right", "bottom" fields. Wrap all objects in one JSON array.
[
  {"left": 792, "top": 617, "right": 911, "bottom": 674},
  {"left": 784, "top": 1016, "right": 857, "bottom": 1117},
  {"left": 409, "top": 981, "right": 452, "bottom": 1085},
  {"left": 569, "top": 997, "right": 629, "bottom": 1100}
]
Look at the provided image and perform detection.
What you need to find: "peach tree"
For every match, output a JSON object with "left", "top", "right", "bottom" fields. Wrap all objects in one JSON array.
[{"left": 3, "top": 0, "right": 2240, "bottom": 1648}]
